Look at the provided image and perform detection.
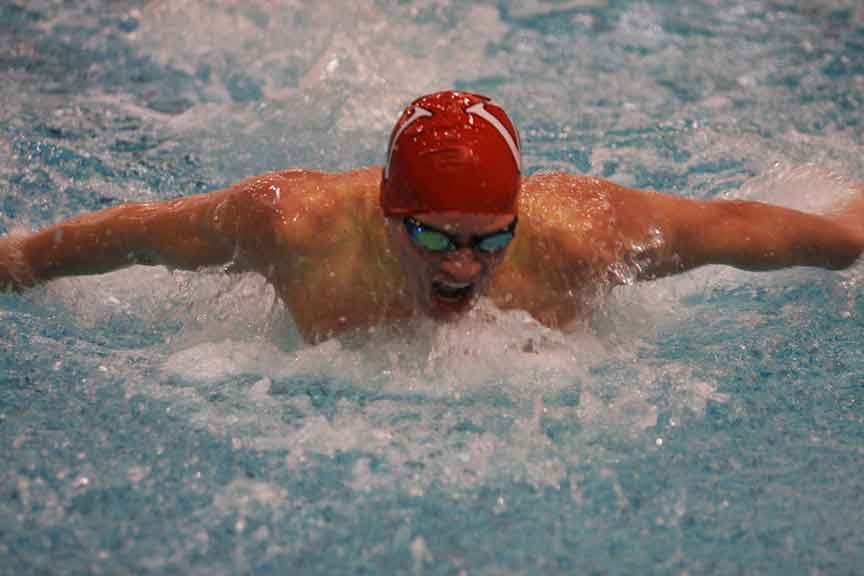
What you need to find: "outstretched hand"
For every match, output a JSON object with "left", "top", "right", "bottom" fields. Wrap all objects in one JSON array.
[
  {"left": 0, "top": 234, "right": 33, "bottom": 292},
  {"left": 829, "top": 186, "right": 864, "bottom": 255}
]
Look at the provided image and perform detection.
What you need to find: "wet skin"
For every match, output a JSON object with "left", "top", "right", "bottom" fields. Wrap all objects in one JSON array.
[{"left": 1, "top": 167, "right": 863, "bottom": 342}]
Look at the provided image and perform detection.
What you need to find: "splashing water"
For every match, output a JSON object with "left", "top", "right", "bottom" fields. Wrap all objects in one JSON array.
[{"left": 1, "top": 0, "right": 863, "bottom": 574}]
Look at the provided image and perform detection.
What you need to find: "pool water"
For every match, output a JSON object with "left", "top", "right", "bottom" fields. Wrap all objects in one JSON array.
[{"left": 1, "top": 1, "right": 863, "bottom": 574}]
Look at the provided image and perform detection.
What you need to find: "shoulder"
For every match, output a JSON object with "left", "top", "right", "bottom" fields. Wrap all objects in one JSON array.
[
  {"left": 520, "top": 172, "right": 638, "bottom": 209},
  {"left": 223, "top": 167, "right": 381, "bottom": 220},
  {"left": 518, "top": 172, "right": 686, "bottom": 235},
  {"left": 228, "top": 167, "right": 383, "bottom": 255},
  {"left": 511, "top": 173, "right": 664, "bottom": 279},
  {"left": 517, "top": 173, "right": 623, "bottom": 245}
]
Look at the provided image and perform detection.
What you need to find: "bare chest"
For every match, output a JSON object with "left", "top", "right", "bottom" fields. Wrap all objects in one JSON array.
[
  {"left": 486, "top": 261, "right": 603, "bottom": 329},
  {"left": 270, "top": 243, "right": 412, "bottom": 342}
]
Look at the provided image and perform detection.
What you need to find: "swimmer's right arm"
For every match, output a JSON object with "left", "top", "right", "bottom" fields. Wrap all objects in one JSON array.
[{"left": 0, "top": 178, "right": 281, "bottom": 291}]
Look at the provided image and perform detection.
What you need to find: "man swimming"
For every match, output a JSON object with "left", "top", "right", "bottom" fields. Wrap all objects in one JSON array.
[{"left": 1, "top": 90, "right": 862, "bottom": 342}]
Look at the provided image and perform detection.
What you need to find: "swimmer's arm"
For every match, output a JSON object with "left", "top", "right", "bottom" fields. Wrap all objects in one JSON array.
[
  {"left": 614, "top": 187, "right": 864, "bottom": 280},
  {"left": 0, "top": 181, "right": 277, "bottom": 290}
]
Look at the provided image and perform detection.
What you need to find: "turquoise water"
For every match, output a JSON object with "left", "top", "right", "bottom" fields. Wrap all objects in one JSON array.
[{"left": 1, "top": 1, "right": 863, "bottom": 574}]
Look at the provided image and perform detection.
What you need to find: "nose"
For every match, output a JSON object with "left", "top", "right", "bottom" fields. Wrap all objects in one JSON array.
[{"left": 439, "top": 249, "right": 483, "bottom": 280}]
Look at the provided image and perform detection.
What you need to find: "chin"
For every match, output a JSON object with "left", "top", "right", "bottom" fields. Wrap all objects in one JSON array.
[{"left": 425, "top": 290, "right": 477, "bottom": 321}]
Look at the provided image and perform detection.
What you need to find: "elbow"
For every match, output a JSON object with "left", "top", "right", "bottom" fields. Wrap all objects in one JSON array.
[
  {"left": 820, "top": 226, "right": 864, "bottom": 270},
  {"left": 824, "top": 248, "right": 861, "bottom": 271},
  {"left": 801, "top": 236, "right": 862, "bottom": 271}
]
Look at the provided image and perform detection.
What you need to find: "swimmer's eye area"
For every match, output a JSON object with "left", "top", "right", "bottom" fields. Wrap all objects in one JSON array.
[{"left": 403, "top": 216, "right": 517, "bottom": 254}]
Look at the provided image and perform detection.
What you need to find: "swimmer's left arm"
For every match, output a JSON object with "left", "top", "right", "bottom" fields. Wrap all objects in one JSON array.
[{"left": 612, "top": 185, "right": 864, "bottom": 280}]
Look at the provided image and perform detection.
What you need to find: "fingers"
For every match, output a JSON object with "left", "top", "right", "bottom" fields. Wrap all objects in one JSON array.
[{"left": 0, "top": 235, "right": 34, "bottom": 292}]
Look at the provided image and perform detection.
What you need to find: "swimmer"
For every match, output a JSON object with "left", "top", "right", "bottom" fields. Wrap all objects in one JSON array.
[{"left": 1, "top": 90, "right": 863, "bottom": 342}]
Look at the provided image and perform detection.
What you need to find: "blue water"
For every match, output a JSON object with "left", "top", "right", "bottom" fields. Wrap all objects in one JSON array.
[{"left": 1, "top": 1, "right": 863, "bottom": 574}]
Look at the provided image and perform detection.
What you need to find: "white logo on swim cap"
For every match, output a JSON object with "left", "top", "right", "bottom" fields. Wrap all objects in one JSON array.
[
  {"left": 384, "top": 100, "right": 521, "bottom": 178},
  {"left": 466, "top": 101, "right": 522, "bottom": 173},
  {"left": 384, "top": 105, "right": 433, "bottom": 180}
]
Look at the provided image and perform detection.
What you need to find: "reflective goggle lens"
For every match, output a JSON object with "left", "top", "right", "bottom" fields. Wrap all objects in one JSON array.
[
  {"left": 404, "top": 216, "right": 516, "bottom": 254},
  {"left": 412, "top": 228, "right": 453, "bottom": 252},
  {"left": 474, "top": 231, "right": 514, "bottom": 253}
]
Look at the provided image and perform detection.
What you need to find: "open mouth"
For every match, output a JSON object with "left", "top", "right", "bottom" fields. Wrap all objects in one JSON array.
[{"left": 431, "top": 279, "right": 474, "bottom": 303}]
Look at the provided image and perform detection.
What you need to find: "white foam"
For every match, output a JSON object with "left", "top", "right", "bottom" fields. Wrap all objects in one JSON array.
[
  {"left": 38, "top": 268, "right": 294, "bottom": 344},
  {"left": 7, "top": 0, "right": 863, "bottom": 513},
  {"left": 127, "top": 1, "right": 512, "bottom": 137},
  {"left": 117, "top": 291, "right": 737, "bottom": 497}
]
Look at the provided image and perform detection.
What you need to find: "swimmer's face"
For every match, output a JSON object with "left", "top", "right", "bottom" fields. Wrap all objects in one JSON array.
[{"left": 386, "top": 212, "right": 517, "bottom": 321}]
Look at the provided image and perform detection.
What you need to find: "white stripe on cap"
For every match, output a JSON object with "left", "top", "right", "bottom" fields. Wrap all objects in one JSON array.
[
  {"left": 384, "top": 105, "right": 433, "bottom": 180},
  {"left": 466, "top": 101, "right": 522, "bottom": 173}
]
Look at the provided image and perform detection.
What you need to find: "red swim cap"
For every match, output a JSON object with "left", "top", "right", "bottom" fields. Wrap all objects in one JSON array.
[{"left": 380, "top": 91, "right": 522, "bottom": 216}]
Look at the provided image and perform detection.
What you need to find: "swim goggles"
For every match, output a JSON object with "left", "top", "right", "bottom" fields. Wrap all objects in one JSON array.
[{"left": 403, "top": 216, "right": 517, "bottom": 254}]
